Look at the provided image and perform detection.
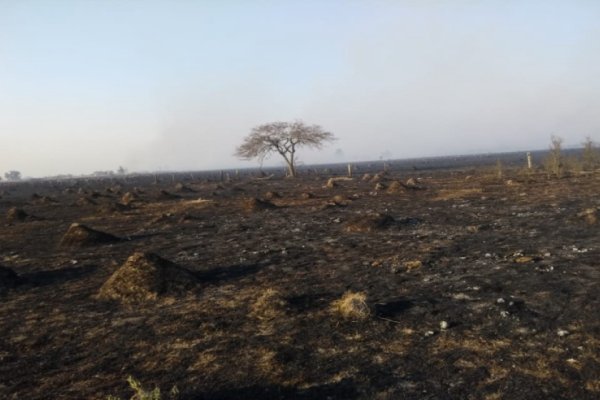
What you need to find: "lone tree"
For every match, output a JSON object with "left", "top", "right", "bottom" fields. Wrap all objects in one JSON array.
[
  {"left": 4, "top": 171, "right": 22, "bottom": 181},
  {"left": 235, "top": 120, "right": 335, "bottom": 177}
]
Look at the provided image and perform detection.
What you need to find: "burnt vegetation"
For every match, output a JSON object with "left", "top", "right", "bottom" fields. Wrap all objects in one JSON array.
[{"left": 1, "top": 150, "right": 599, "bottom": 399}]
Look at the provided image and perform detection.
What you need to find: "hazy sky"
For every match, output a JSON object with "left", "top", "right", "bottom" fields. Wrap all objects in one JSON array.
[{"left": 2, "top": 1, "right": 600, "bottom": 177}]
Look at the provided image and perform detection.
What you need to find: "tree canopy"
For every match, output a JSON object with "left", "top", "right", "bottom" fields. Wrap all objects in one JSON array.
[{"left": 235, "top": 121, "right": 335, "bottom": 177}]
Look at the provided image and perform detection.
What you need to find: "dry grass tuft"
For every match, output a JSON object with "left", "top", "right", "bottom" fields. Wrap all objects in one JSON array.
[
  {"left": 331, "top": 291, "right": 370, "bottom": 320},
  {"left": 249, "top": 289, "right": 287, "bottom": 321},
  {"left": 97, "top": 252, "right": 198, "bottom": 304}
]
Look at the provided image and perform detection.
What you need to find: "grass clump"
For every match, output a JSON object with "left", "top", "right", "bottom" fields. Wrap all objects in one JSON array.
[
  {"left": 331, "top": 291, "right": 370, "bottom": 320},
  {"left": 107, "top": 375, "right": 178, "bottom": 400}
]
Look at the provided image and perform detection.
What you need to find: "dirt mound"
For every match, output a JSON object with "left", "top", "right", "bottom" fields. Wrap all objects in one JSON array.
[
  {"left": 121, "top": 192, "right": 139, "bottom": 205},
  {"left": 174, "top": 183, "right": 195, "bottom": 193},
  {"left": 386, "top": 181, "right": 403, "bottom": 193},
  {"left": 0, "top": 265, "right": 21, "bottom": 292},
  {"left": 404, "top": 177, "right": 425, "bottom": 190},
  {"left": 332, "top": 194, "right": 348, "bottom": 205},
  {"left": 243, "top": 198, "right": 277, "bottom": 212},
  {"left": 264, "top": 191, "right": 281, "bottom": 200},
  {"left": 97, "top": 252, "right": 199, "bottom": 303},
  {"left": 345, "top": 213, "right": 395, "bottom": 233},
  {"left": 100, "top": 202, "right": 130, "bottom": 214},
  {"left": 7, "top": 207, "right": 30, "bottom": 223},
  {"left": 60, "top": 223, "right": 121, "bottom": 247}
]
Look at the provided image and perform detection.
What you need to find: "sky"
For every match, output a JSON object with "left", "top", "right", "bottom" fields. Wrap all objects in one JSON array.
[{"left": 1, "top": 0, "right": 600, "bottom": 177}]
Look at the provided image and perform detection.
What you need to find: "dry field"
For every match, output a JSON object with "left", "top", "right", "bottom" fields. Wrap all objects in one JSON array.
[{"left": 0, "top": 167, "right": 599, "bottom": 399}]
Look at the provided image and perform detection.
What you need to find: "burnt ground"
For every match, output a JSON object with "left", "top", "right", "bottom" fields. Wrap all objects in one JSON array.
[{"left": 0, "top": 167, "right": 599, "bottom": 399}]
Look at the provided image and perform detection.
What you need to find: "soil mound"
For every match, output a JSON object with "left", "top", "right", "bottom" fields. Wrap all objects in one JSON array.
[
  {"left": 60, "top": 223, "right": 121, "bottom": 247},
  {"left": 0, "top": 265, "right": 21, "bottom": 292},
  {"left": 100, "top": 202, "right": 130, "bottom": 214},
  {"left": 174, "top": 183, "right": 195, "bottom": 193},
  {"left": 386, "top": 181, "right": 403, "bottom": 193},
  {"left": 97, "top": 252, "right": 198, "bottom": 303},
  {"left": 264, "top": 191, "right": 281, "bottom": 200},
  {"left": 7, "top": 207, "right": 30, "bottom": 223},
  {"left": 243, "top": 198, "right": 277, "bottom": 212},
  {"left": 121, "top": 192, "right": 139, "bottom": 205},
  {"left": 159, "top": 190, "right": 181, "bottom": 200},
  {"left": 345, "top": 213, "right": 395, "bottom": 233}
]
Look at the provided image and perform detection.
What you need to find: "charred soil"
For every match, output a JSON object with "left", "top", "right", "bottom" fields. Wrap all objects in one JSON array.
[{"left": 0, "top": 168, "right": 599, "bottom": 399}]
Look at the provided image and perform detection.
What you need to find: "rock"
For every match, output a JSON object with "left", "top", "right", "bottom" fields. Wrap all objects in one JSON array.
[
  {"left": 374, "top": 182, "right": 386, "bottom": 191},
  {"left": 361, "top": 173, "right": 372, "bottom": 181},
  {"left": 326, "top": 178, "right": 338, "bottom": 188},
  {"left": 440, "top": 321, "right": 449, "bottom": 330},
  {"left": 300, "top": 192, "right": 314, "bottom": 199},
  {"left": 60, "top": 223, "right": 121, "bottom": 247},
  {"left": 97, "top": 252, "right": 198, "bottom": 303}
]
